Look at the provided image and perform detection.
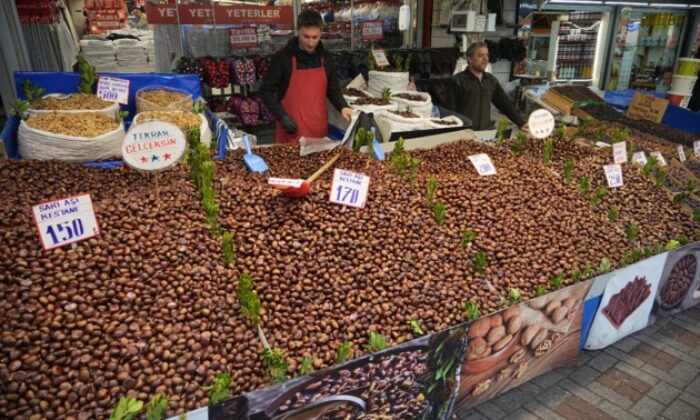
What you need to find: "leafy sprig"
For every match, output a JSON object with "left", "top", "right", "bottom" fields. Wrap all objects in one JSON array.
[
  {"left": 146, "top": 394, "right": 169, "bottom": 420},
  {"left": 202, "top": 372, "right": 231, "bottom": 405},
  {"left": 460, "top": 231, "right": 476, "bottom": 249},
  {"left": 365, "top": 331, "right": 388, "bottom": 352},
  {"left": 425, "top": 177, "right": 437, "bottom": 207},
  {"left": 463, "top": 301, "right": 480, "bottom": 320},
  {"left": 335, "top": 341, "right": 353, "bottom": 364},
  {"left": 236, "top": 273, "right": 260, "bottom": 329},
  {"left": 408, "top": 319, "right": 424, "bottom": 336},
  {"left": 473, "top": 250, "right": 488, "bottom": 273},
  {"left": 262, "top": 348, "right": 288, "bottom": 383},
  {"left": 109, "top": 397, "right": 143, "bottom": 420},
  {"left": 299, "top": 357, "right": 313, "bottom": 376},
  {"left": 434, "top": 201, "right": 445, "bottom": 226},
  {"left": 563, "top": 159, "right": 574, "bottom": 184},
  {"left": 222, "top": 232, "right": 236, "bottom": 267},
  {"left": 608, "top": 206, "right": 619, "bottom": 222}
]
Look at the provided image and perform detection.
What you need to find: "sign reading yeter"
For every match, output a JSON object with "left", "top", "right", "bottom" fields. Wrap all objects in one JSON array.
[
  {"left": 96, "top": 76, "right": 130, "bottom": 104},
  {"left": 604, "top": 164, "right": 624, "bottom": 188},
  {"left": 468, "top": 153, "right": 497, "bottom": 176},
  {"left": 361, "top": 20, "right": 383, "bottom": 41},
  {"left": 329, "top": 169, "right": 370, "bottom": 208},
  {"left": 229, "top": 27, "right": 258, "bottom": 49},
  {"left": 32, "top": 194, "right": 100, "bottom": 250}
]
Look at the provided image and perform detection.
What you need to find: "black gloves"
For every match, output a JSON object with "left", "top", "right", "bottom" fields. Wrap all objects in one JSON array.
[{"left": 280, "top": 115, "right": 297, "bottom": 134}]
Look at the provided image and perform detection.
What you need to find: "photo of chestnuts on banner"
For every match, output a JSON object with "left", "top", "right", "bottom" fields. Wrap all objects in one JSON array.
[{"left": 651, "top": 247, "right": 700, "bottom": 322}]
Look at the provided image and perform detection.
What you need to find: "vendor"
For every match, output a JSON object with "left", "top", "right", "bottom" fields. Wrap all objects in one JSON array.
[
  {"left": 260, "top": 9, "right": 352, "bottom": 144},
  {"left": 453, "top": 42, "right": 528, "bottom": 131}
]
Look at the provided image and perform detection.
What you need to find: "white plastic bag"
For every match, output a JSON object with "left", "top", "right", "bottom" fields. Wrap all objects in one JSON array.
[
  {"left": 132, "top": 112, "right": 212, "bottom": 147},
  {"left": 423, "top": 115, "right": 464, "bottom": 129},
  {"left": 367, "top": 70, "right": 409, "bottom": 97},
  {"left": 135, "top": 86, "right": 194, "bottom": 113},
  {"left": 376, "top": 109, "right": 426, "bottom": 133},
  {"left": 28, "top": 93, "right": 119, "bottom": 118},
  {"left": 391, "top": 91, "right": 433, "bottom": 118}
]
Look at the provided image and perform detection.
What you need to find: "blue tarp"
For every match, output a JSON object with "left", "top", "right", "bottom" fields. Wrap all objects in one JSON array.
[
  {"left": 2, "top": 72, "right": 229, "bottom": 165},
  {"left": 661, "top": 103, "right": 700, "bottom": 135},
  {"left": 603, "top": 89, "right": 667, "bottom": 110}
]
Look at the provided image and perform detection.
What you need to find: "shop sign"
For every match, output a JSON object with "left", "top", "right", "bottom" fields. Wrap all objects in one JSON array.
[
  {"left": 361, "top": 20, "right": 384, "bottom": 41},
  {"left": 632, "top": 151, "right": 647, "bottom": 165},
  {"left": 678, "top": 145, "right": 686, "bottom": 162},
  {"left": 229, "top": 27, "right": 258, "bottom": 49},
  {"left": 371, "top": 49, "right": 390, "bottom": 67},
  {"left": 627, "top": 92, "right": 669, "bottom": 123},
  {"left": 468, "top": 153, "right": 497, "bottom": 176},
  {"left": 121, "top": 121, "right": 186, "bottom": 172},
  {"left": 650, "top": 151, "right": 667, "bottom": 167},
  {"left": 613, "top": 141, "right": 627, "bottom": 164},
  {"left": 32, "top": 194, "right": 100, "bottom": 250},
  {"left": 215, "top": 4, "right": 293, "bottom": 25},
  {"left": 145, "top": 2, "right": 177, "bottom": 24},
  {"left": 527, "top": 109, "right": 555, "bottom": 139},
  {"left": 329, "top": 169, "right": 370, "bottom": 208},
  {"left": 604, "top": 164, "right": 624, "bottom": 188},
  {"left": 96, "top": 76, "right": 130, "bottom": 105}
]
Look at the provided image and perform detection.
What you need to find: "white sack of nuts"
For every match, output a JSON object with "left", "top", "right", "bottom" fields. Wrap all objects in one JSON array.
[
  {"left": 18, "top": 113, "right": 124, "bottom": 162},
  {"left": 28, "top": 93, "right": 120, "bottom": 118},
  {"left": 132, "top": 111, "right": 212, "bottom": 148},
  {"left": 423, "top": 115, "right": 464, "bottom": 130},
  {"left": 367, "top": 70, "right": 409, "bottom": 97},
  {"left": 391, "top": 91, "right": 433, "bottom": 118},
  {"left": 376, "top": 109, "right": 427, "bottom": 133},
  {"left": 135, "top": 87, "right": 194, "bottom": 113}
]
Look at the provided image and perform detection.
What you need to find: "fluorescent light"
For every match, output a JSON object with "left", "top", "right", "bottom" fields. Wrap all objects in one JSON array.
[
  {"left": 605, "top": 1, "right": 649, "bottom": 5},
  {"left": 550, "top": 0, "right": 603, "bottom": 4},
  {"left": 648, "top": 3, "right": 689, "bottom": 6}
]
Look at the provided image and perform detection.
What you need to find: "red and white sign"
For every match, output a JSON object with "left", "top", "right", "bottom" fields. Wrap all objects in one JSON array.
[
  {"left": 122, "top": 121, "right": 187, "bottom": 172},
  {"left": 229, "top": 27, "right": 258, "bottom": 49},
  {"left": 146, "top": 3, "right": 293, "bottom": 25},
  {"left": 361, "top": 20, "right": 384, "bottom": 41},
  {"left": 268, "top": 178, "right": 304, "bottom": 189},
  {"left": 371, "top": 49, "right": 390, "bottom": 67},
  {"left": 32, "top": 194, "right": 100, "bottom": 250}
]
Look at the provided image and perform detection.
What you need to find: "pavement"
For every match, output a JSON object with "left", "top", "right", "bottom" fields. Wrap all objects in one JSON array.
[{"left": 457, "top": 305, "right": 700, "bottom": 420}]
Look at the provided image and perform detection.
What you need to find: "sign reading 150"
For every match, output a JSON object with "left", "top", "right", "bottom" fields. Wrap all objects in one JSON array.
[{"left": 45, "top": 219, "right": 85, "bottom": 245}]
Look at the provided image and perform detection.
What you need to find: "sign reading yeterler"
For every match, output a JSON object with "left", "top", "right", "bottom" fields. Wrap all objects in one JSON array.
[
  {"left": 627, "top": 92, "right": 669, "bottom": 123},
  {"left": 32, "top": 194, "right": 100, "bottom": 250},
  {"left": 122, "top": 121, "right": 186, "bottom": 172}
]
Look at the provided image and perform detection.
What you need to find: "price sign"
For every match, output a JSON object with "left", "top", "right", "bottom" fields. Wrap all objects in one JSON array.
[
  {"left": 627, "top": 92, "right": 669, "bottom": 123},
  {"left": 632, "top": 151, "right": 647, "bottom": 165},
  {"left": 361, "top": 20, "right": 383, "bottom": 41},
  {"left": 468, "top": 153, "right": 497, "bottom": 176},
  {"left": 122, "top": 121, "right": 187, "bottom": 172},
  {"left": 694, "top": 140, "right": 700, "bottom": 157},
  {"left": 329, "top": 169, "right": 370, "bottom": 208},
  {"left": 527, "top": 109, "right": 555, "bottom": 139},
  {"left": 650, "top": 151, "right": 667, "bottom": 167},
  {"left": 613, "top": 141, "right": 628, "bottom": 164},
  {"left": 268, "top": 177, "right": 304, "bottom": 189},
  {"left": 96, "top": 76, "right": 130, "bottom": 104},
  {"left": 32, "top": 194, "right": 100, "bottom": 250},
  {"left": 604, "top": 164, "right": 624, "bottom": 188},
  {"left": 229, "top": 27, "right": 258, "bottom": 49},
  {"left": 371, "top": 49, "right": 390, "bottom": 67},
  {"left": 595, "top": 142, "right": 611, "bottom": 148},
  {"left": 678, "top": 145, "right": 687, "bottom": 162}
]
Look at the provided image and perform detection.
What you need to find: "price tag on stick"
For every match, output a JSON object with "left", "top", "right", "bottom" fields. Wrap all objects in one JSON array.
[
  {"left": 650, "top": 151, "right": 667, "bottom": 167},
  {"left": 632, "top": 151, "right": 647, "bottom": 165},
  {"left": 604, "top": 164, "right": 624, "bottom": 188},
  {"left": 678, "top": 145, "right": 687, "bottom": 162},
  {"left": 468, "top": 153, "right": 497, "bottom": 176},
  {"left": 268, "top": 178, "right": 304, "bottom": 189},
  {"left": 32, "top": 194, "right": 100, "bottom": 250},
  {"left": 329, "top": 169, "right": 370, "bottom": 208},
  {"left": 613, "top": 141, "right": 627, "bottom": 164},
  {"left": 96, "top": 76, "right": 130, "bottom": 104}
]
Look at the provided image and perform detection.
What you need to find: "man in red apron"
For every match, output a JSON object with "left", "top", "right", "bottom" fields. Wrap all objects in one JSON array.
[{"left": 260, "top": 9, "right": 352, "bottom": 144}]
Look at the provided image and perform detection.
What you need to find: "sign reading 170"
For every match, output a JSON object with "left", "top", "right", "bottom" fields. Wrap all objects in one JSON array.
[{"left": 329, "top": 169, "right": 370, "bottom": 208}]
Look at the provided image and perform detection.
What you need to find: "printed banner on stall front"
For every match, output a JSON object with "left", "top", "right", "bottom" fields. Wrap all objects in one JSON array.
[
  {"left": 584, "top": 252, "right": 668, "bottom": 350},
  {"left": 649, "top": 245, "right": 700, "bottom": 323},
  {"left": 146, "top": 3, "right": 293, "bottom": 25},
  {"left": 450, "top": 281, "right": 591, "bottom": 414}
]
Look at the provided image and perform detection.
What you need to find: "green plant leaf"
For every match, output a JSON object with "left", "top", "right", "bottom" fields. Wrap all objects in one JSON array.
[
  {"left": 534, "top": 284, "right": 546, "bottom": 297},
  {"left": 109, "top": 397, "right": 144, "bottom": 420},
  {"left": 236, "top": 273, "right": 260, "bottom": 328},
  {"left": 335, "top": 341, "right": 353, "bottom": 363},
  {"left": 364, "top": 331, "right": 388, "bottom": 352},
  {"left": 463, "top": 301, "right": 480, "bottom": 320},
  {"left": 408, "top": 319, "right": 424, "bottom": 336},
  {"left": 202, "top": 372, "right": 232, "bottom": 405},
  {"left": 608, "top": 206, "right": 619, "bottom": 222},
  {"left": 299, "top": 357, "right": 313, "bottom": 376},
  {"left": 146, "top": 394, "right": 169, "bottom": 420}
]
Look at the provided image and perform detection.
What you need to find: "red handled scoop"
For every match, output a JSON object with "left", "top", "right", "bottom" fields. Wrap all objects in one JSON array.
[{"left": 278, "top": 153, "right": 341, "bottom": 198}]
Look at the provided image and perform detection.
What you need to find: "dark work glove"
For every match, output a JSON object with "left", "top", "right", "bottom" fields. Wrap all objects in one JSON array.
[{"left": 280, "top": 114, "right": 297, "bottom": 134}]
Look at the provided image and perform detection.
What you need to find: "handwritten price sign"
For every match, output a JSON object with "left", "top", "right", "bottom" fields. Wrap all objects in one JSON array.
[
  {"left": 329, "top": 169, "right": 370, "bottom": 208},
  {"left": 632, "top": 151, "right": 647, "bottom": 166},
  {"left": 229, "top": 27, "right": 258, "bottom": 49},
  {"left": 468, "top": 153, "right": 497, "bottom": 176},
  {"left": 650, "top": 151, "right": 667, "bottom": 167},
  {"left": 371, "top": 49, "right": 390, "bottom": 67},
  {"left": 678, "top": 145, "right": 686, "bottom": 162},
  {"left": 604, "top": 164, "right": 624, "bottom": 188},
  {"left": 96, "top": 76, "right": 130, "bottom": 104},
  {"left": 613, "top": 141, "right": 627, "bottom": 164},
  {"left": 32, "top": 194, "right": 100, "bottom": 250}
]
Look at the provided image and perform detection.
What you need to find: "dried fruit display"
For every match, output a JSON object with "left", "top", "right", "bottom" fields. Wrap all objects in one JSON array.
[
  {"left": 25, "top": 112, "right": 120, "bottom": 137},
  {"left": 388, "top": 109, "right": 420, "bottom": 119},
  {"left": 342, "top": 88, "right": 369, "bottom": 98},
  {"left": 466, "top": 308, "right": 521, "bottom": 362},
  {"left": 30, "top": 93, "right": 112, "bottom": 111},
  {"left": 602, "top": 276, "right": 652, "bottom": 328},
  {"left": 431, "top": 119, "right": 459, "bottom": 126},
  {"left": 135, "top": 111, "right": 202, "bottom": 134},
  {"left": 137, "top": 90, "right": 193, "bottom": 109},
  {"left": 393, "top": 93, "right": 428, "bottom": 102},
  {"left": 551, "top": 86, "right": 602, "bottom": 102},
  {"left": 659, "top": 255, "right": 697, "bottom": 309},
  {"left": 351, "top": 97, "right": 391, "bottom": 106}
]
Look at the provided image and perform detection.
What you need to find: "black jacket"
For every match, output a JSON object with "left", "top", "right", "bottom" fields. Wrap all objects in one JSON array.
[
  {"left": 452, "top": 69, "right": 525, "bottom": 131},
  {"left": 260, "top": 37, "right": 348, "bottom": 121}
]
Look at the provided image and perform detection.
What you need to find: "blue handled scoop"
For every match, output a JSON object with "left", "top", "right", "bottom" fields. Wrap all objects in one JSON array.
[
  {"left": 242, "top": 135, "right": 268, "bottom": 173},
  {"left": 371, "top": 127, "right": 385, "bottom": 161}
]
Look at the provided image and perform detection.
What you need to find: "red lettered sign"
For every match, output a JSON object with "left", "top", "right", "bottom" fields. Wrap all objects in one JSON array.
[
  {"left": 178, "top": 4, "right": 214, "bottom": 25},
  {"left": 229, "top": 27, "right": 258, "bottom": 49},
  {"left": 145, "top": 2, "right": 177, "bottom": 24},
  {"left": 361, "top": 20, "right": 384, "bottom": 41},
  {"left": 215, "top": 4, "right": 293, "bottom": 25}
]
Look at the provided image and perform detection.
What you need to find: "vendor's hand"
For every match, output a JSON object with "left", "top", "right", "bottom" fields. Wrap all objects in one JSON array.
[
  {"left": 280, "top": 115, "right": 298, "bottom": 134},
  {"left": 341, "top": 107, "right": 353, "bottom": 122}
]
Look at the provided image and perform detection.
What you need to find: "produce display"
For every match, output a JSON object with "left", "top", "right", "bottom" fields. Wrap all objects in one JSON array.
[
  {"left": 388, "top": 109, "right": 420, "bottom": 119},
  {"left": 659, "top": 255, "right": 697, "bottom": 309},
  {"left": 1, "top": 130, "right": 698, "bottom": 418},
  {"left": 137, "top": 90, "right": 193, "bottom": 109},
  {"left": 393, "top": 93, "right": 427, "bottom": 102},
  {"left": 574, "top": 119, "right": 676, "bottom": 158},
  {"left": 24, "top": 112, "right": 120, "bottom": 138},
  {"left": 342, "top": 88, "right": 369, "bottom": 98},
  {"left": 135, "top": 111, "right": 202, "bottom": 135},
  {"left": 431, "top": 119, "right": 459, "bottom": 126},
  {"left": 551, "top": 86, "right": 602, "bottom": 102},
  {"left": 351, "top": 97, "right": 391, "bottom": 106},
  {"left": 29, "top": 93, "right": 113, "bottom": 111},
  {"left": 602, "top": 277, "right": 651, "bottom": 328}
]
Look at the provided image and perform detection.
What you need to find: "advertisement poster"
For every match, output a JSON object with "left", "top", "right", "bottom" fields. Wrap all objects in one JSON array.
[
  {"left": 451, "top": 281, "right": 591, "bottom": 413},
  {"left": 584, "top": 253, "right": 667, "bottom": 350},
  {"left": 650, "top": 246, "right": 700, "bottom": 323}
]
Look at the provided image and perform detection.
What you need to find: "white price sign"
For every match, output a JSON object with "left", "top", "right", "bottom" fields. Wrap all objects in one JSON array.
[
  {"left": 32, "top": 194, "right": 100, "bottom": 250},
  {"left": 604, "top": 164, "right": 624, "bottom": 188},
  {"left": 468, "top": 153, "right": 497, "bottom": 176},
  {"left": 122, "top": 121, "right": 187, "bottom": 172},
  {"left": 96, "top": 76, "right": 130, "bottom": 104},
  {"left": 632, "top": 151, "right": 647, "bottom": 165},
  {"left": 329, "top": 169, "right": 370, "bottom": 208},
  {"left": 527, "top": 109, "right": 555, "bottom": 139},
  {"left": 694, "top": 140, "right": 700, "bottom": 157},
  {"left": 268, "top": 177, "right": 304, "bottom": 189},
  {"left": 595, "top": 142, "right": 611, "bottom": 148},
  {"left": 650, "top": 151, "right": 667, "bottom": 167},
  {"left": 371, "top": 49, "right": 390, "bottom": 67},
  {"left": 613, "top": 141, "right": 628, "bottom": 164},
  {"left": 678, "top": 145, "right": 687, "bottom": 162}
]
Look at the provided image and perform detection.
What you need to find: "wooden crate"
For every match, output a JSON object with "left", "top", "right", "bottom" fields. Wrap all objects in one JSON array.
[{"left": 542, "top": 89, "right": 575, "bottom": 115}]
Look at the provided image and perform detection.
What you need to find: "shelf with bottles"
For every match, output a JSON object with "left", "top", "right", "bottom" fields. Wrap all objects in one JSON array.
[{"left": 556, "top": 63, "right": 594, "bottom": 80}]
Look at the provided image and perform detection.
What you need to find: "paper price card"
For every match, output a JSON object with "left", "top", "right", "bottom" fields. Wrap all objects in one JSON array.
[
  {"left": 694, "top": 140, "right": 700, "bottom": 157},
  {"left": 468, "top": 153, "right": 497, "bottom": 176},
  {"left": 96, "top": 76, "right": 130, "bottom": 104},
  {"left": 371, "top": 49, "right": 390, "bottom": 67},
  {"left": 632, "top": 151, "right": 647, "bottom": 166},
  {"left": 613, "top": 141, "right": 627, "bottom": 164},
  {"left": 604, "top": 164, "right": 624, "bottom": 188},
  {"left": 527, "top": 109, "right": 555, "bottom": 139},
  {"left": 32, "top": 194, "right": 100, "bottom": 250},
  {"left": 361, "top": 20, "right": 383, "bottom": 41},
  {"left": 650, "top": 151, "right": 667, "bottom": 167},
  {"left": 678, "top": 145, "right": 686, "bottom": 162},
  {"left": 268, "top": 178, "right": 304, "bottom": 189},
  {"left": 329, "top": 169, "right": 370, "bottom": 208},
  {"left": 122, "top": 121, "right": 187, "bottom": 172}
]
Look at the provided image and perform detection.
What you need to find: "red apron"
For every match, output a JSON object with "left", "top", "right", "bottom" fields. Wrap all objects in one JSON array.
[{"left": 275, "top": 55, "right": 328, "bottom": 144}]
